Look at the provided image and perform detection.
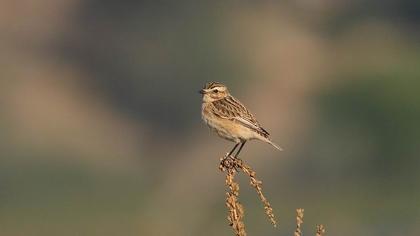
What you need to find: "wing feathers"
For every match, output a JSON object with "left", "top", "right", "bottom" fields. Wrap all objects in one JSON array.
[
  {"left": 234, "top": 117, "right": 269, "bottom": 137},
  {"left": 211, "top": 96, "right": 270, "bottom": 137}
]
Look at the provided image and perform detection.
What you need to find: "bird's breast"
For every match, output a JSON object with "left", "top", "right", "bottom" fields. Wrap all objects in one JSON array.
[{"left": 201, "top": 103, "right": 240, "bottom": 142}]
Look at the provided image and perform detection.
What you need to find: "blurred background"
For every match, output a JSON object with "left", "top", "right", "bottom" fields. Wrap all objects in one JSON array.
[{"left": 1, "top": 1, "right": 419, "bottom": 235}]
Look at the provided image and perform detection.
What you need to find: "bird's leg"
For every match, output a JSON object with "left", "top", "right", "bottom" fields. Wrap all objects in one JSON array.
[
  {"left": 220, "top": 143, "right": 240, "bottom": 172},
  {"left": 226, "top": 143, "right": 240, "bottom": 158},
  {"left": 234, "top": 141, "right": 246, "bottom": 158}
]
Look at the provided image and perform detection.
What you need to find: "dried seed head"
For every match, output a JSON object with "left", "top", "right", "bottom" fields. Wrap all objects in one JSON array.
[
  {"left": 316, "top": 224, "right": 326, "bottom": 236},
  {"left": 294, "top": 208, "right": 304, "bottom": 236}
]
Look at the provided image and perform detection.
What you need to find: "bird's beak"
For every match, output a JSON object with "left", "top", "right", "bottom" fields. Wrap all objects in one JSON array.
[{"left": 199, "top": 89, "right": 206, "bottom": 94}]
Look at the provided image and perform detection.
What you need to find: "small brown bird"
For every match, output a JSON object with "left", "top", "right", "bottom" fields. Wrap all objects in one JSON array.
[{"left": 200, "top": 82, "right": 282, "bottom": 158}]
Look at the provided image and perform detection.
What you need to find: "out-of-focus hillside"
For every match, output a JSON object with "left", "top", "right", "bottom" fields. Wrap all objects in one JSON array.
[{"left": 0, "top": 1, "right": 419, "bottom": 236}]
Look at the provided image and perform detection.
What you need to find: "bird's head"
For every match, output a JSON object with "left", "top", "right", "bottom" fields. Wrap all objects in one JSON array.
[{"left": 199, "top": 82, "right": 229, "bottom": 102}]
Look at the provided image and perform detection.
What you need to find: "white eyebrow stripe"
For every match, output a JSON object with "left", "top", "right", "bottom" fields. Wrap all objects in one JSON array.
[{"left": 211, "top": 86, "right": 226, "bottom": 91}]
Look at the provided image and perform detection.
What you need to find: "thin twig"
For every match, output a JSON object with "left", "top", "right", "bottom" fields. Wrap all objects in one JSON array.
[{"left": 236, "top": 159, "right": 277, "bottom": 227}]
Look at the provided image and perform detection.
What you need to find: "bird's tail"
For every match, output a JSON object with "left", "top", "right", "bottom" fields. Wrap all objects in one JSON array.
[{"left": 265, "top": 138, "right": 283, "bottom": 151}]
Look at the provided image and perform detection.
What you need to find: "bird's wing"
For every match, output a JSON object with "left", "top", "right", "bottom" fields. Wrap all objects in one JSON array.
[{"left": 211, "top": 96, "right": 269, "bottom": 137}]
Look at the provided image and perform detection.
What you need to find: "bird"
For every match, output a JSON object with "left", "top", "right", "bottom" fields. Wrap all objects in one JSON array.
[{"left": 200, "top": 81, "right": 282, "bottom": 158}]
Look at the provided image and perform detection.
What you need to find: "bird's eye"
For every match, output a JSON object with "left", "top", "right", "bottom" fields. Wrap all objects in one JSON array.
[{"left": 213, "top": 89, "right": 219, "bottom": 93}]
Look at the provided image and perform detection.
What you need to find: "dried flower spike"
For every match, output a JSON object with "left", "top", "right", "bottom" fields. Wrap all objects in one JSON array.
[
  {"left": 237, "top": 160, "right": 277, "bottom": 227},
  {"left": 294, "top": 208, "right": 304, "bottom": 236},
  {"left": 316, "top": 224, "right": 326, "bottom": 236},
  {"left": 222, "top": 155, "right": 247, "bottom": 236},
  {"left": 220, "top": 154, "right": 278, "bottom": 235}
]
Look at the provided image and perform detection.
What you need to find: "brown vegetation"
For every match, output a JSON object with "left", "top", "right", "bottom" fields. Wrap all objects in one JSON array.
[{"left": 219, "top": 155, "right": 326, "bottom": 236}]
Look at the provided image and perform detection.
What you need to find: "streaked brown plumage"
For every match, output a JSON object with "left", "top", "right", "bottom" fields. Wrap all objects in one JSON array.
[{"left": 200, "top": 82, "right": 282, "bottom": 158}]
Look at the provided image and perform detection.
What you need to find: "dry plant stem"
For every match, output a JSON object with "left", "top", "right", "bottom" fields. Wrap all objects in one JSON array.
[
  {"left": 316, "top": 225, "right": 326, "bottom": 236},
  {"left": 236, "top": 159, "right": 277, "bottom": 227},
  {"left": 220, "top": 156, "right": 247, "bottom": 236},
  {"left": 294, "top": 208, "right": 304, "bottom": 236},
  {"left": 220, "top": 154, "right": 277, "bottom": 236},
  {"left": 220, "top": 156, "right": 326, "bottom": 236}
]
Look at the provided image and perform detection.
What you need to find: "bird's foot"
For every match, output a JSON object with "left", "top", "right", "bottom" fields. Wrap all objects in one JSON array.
[{"left": 219, "top": 154, "right": 242, "bottom": 173}]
